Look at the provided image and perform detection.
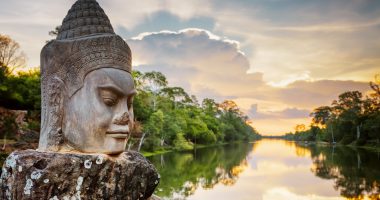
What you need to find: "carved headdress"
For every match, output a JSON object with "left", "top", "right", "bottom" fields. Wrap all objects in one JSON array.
[{"left": 39, "top": 0, "right": 132, "bottom": 151}]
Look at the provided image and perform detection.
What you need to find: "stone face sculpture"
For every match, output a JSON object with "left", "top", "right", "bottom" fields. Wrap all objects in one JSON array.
[
  {"left": 39, "top": 0, "right": 134, "bottom": 154},
  {"left": 1, "top": 0, "right": 160, "bottom": 199}
]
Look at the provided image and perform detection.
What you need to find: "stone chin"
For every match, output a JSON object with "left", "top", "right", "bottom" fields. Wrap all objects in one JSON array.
[{"left": 61, "top": 67, "right": 136, "bottom": 154}]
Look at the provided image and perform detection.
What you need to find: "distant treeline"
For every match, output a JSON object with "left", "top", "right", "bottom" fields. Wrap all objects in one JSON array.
[
  {"left": 0, "top": 63, "right": 261, "bottom": 151},
  {"left": 283, "top": 77, "right": 380, "bottom": 146}
]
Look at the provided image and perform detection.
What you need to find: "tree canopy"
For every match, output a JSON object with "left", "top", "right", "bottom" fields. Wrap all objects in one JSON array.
[
  {"left": 284, "top": 75, "right": 380, "bottom": 146},
  {"left": 0, "top": 34, "right": 26, "bottom": 73}
]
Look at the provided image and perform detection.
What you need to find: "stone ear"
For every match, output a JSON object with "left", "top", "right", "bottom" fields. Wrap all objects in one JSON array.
[{"left": 39, "top": 76, "right": 67, "bottom": 151}]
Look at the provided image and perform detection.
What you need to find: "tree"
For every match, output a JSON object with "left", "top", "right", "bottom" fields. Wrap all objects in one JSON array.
[
  {"left": 0, "top": 34, "right": 26, "bottom": 73},
  {"left": 295, "top": 124, "right": 306, "bottom": 132},
  {"left": 46, "top": 25, "right": 61, "bottom": 43},
  {"left": 0, "top": 69, "right": 41, "bottom": 110},
  {"left": 202, "top": 98, "right": 218, "bottom": 116},
  {"left": 141, "top": 71, "right": 168, "bottom": 92},
  {"left": 141, "top": 110, "right": 164, "bottom": 151},
  {"left": 311, "top": 106, "right": 332, "bottom": 126},
  {"left": 160, "top": 87, "right": 191, "bottom": 108},
  {"left": 333, "top": 91, "right": 364, "bottom": 142},
  {"left": 290, "top": 75, "right": 380, "bottom": 144},
  {"left": 369, "top": 74, "right": 380, "bottom": 108},
  {"left": 218, "top": 100, "right": 241, "bottom": 115},
  {"left": 49, "top": 26, "right": 61, "bottom": 38},
  {"left": 141, "top": 71, "right": 168, "bottom": 111}
]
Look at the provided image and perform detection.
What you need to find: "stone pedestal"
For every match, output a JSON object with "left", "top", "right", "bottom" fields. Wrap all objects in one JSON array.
[{"left": 0, "top": 150, "right": 160, "bottom": 200}]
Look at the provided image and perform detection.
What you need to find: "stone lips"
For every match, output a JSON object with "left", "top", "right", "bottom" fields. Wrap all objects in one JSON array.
[
  {"left": 0, "top": 150, "right": 160, "bottom": 199},
  {"left": 57, "top": 0, "right": 115, "bottom": 40}
]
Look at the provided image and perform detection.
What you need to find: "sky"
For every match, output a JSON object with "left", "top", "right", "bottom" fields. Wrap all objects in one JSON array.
[{"left": 1, "top": 0, "right": 379, "bottom": 135}]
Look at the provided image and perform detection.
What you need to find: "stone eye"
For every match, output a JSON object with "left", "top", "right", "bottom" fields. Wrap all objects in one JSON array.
[
  {"left": 99, "top": 89, "right": 118, "bottom": 107},
  {"left": 103, "top": 97, "right": 117, "bottom": 106}
]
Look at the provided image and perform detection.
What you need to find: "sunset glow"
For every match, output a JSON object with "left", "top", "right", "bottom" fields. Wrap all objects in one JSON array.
[{"left": 1, "top": 0, "right": 378, "bottom": 135}]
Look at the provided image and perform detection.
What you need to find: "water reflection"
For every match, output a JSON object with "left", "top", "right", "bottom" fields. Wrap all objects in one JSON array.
[
  {"left": 1, "top": 140, "right": 379, "bottom": 199},
  {"left": 147, "top": 143, "right": 253, "bottom": 199},
  {"left": 304, "top": 144, "right": 380, "bottom": 199},
  {"left": 148, "top": 140, "right": 380, "bottom": 200}
]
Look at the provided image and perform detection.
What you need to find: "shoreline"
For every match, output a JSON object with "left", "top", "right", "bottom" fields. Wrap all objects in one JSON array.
[
  {"left": 142, "top": 140, "right": 260, "bottom": 157},
  {"left": 0, "top": 140, "right": 261, "bottom": 161},
  {"left": 292, "top": 140, "right": 380, "bottom": 152}
]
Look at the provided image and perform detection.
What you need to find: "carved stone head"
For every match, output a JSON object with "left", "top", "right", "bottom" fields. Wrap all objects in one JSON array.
[{"left": 38, "top": 0, "right": 135, "bottom": 154}]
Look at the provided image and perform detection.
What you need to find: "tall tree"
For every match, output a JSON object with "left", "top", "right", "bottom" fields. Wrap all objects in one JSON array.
[
  {"left": 141, "top": 71, "right": 168, "bottom": 110},
  {"left": 0, "top": 34, "right": 26, "bottom": 73},
  {"left": 311, "top": 106, "right": 332, "bottom": 126}
]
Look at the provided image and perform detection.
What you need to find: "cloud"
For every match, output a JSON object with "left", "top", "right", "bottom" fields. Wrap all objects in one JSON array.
[
  {"left": 265, "top": 18, "right": 380, "bottom": 33},
  {"left": 2, "top": 0, "right": 380, "bottom": 83},
  {"left": 128, "top": 28, "right": 264, "bottom": 99},
  {"left": 263, "top": 187, "right": 342, "bottom": 200},
  {"left": 127, "top": 28, "right": 372, "bottom": 108},
  {"left": 274, "top": 80, "right": 370, "bottom": 108},
  {"left": 127, "top": 28, "right": 373, "bottom": 135},
  {"left": 115, "top": 11, "right": 215, "bottom": 39},
  {"left": 248, "top": 104, "right": 310, "bottom": 120},
  {"left": 1, "top": 0, "right": 378, "bottom": 134}
]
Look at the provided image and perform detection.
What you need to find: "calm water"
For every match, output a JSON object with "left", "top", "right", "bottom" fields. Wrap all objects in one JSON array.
[{"left": 147, "top": 139, "right": 380, "bottom": 200}]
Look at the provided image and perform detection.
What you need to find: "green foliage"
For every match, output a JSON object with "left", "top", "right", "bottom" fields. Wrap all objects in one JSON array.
[
  {"left": 0, "top": 69, "right": 40, "bottom": 110},
  {"left": 173, "top": 133, "right": 193, "bottom": 150},
  {"left": 287, "top": 77, "right": 380, "bottom": 146},
  {"left": 133, "top": 70, "right": 261, "bottom": 152},
  {"left": 0, "top": 62, "right": 261, "bottom": 150},
  {"left": 148, "top": 143, "right": 253, "bottom": 199}
]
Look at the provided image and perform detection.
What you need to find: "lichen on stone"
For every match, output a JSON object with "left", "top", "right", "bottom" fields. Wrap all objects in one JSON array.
[
  {"left": 31, "top": 171, "right": 42, "bottom": 180},
  {"left": 23, "top": 179, "right": 33, "bottom": 195},
  {"left": 5, "top": 154, "right": 18, "bottom": 168},
  {"left": 84, "top": 160, "right": 92, "bottom": 169}
]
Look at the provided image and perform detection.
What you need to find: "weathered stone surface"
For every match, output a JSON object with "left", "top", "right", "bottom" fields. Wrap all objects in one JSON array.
[
  {"left": 39, "top": 0, "right": 133, "bottom": 154},
  {"left": 0, "top": 150, "right": 160, "bottom": 200}
]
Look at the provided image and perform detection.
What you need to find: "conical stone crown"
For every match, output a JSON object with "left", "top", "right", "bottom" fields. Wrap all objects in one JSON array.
[{"left": 57, "top": 0, "right": 115, "bottom": 40}]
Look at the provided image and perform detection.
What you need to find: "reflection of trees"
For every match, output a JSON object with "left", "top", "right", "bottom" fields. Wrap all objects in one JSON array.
[
  {"left": 147, "top": 143, "right": 254, "bottom": 199},
  {"left": 303, "top": 144, "right": 380, "bottom": 199},
  {"left": 295, "top": 144, "right": 310, "bottom": 157}
]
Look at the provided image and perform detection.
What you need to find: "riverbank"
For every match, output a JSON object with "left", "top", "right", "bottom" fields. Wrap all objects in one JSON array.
[
  {"left": 293, "top": 140, "right": 380, "bottom": 152},
  {"left": 0, "top": 140, "right": 260, "bottom": 164},
  {"left": 147, "top": 139, "right": 380, "bottom": 199},
  {"left": 142, "top": 140, "right": 259, "bottom": 157}
]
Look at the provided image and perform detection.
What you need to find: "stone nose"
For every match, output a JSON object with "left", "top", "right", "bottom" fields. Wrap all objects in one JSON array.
[{"left": 113, "top": 112, "right": 130, "bottom": 126}]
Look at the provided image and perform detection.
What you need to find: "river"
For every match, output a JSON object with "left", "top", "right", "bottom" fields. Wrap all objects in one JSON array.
[
  {"left": 0, "top": 139, "right": 379, "bottom": 199},
  {"left": 147, "top": 139, "right": 380, "bottom": 200}
]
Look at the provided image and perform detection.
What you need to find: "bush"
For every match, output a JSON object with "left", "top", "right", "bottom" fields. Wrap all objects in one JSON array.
[{"left": 173, "top": 133, "right": 193, "bottom": 150}]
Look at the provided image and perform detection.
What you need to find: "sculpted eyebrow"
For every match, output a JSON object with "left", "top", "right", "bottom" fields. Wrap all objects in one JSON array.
[
  {"left": 98, "top": 85, "right": 125, "bottom": 96},
  {"left": 98, "top": 85, "right": 137, "bottom": 97}
]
